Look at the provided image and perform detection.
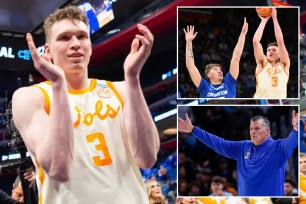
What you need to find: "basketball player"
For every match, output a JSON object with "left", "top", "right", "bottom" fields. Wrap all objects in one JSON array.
[
  {"left": 253, "top": 7, "right": 290, "bottom": 98},
  {"left": 184, "top": 18, "right": 248, "bottom": 98},
  {"left": 12, "top": 6, "right": 159, "bottom": 204},
  {"left": 300, "top": 153, "right": 306, "bottom": 204},
  {"left": 178, "top": 110, "right": 298, "bottom": 196}
]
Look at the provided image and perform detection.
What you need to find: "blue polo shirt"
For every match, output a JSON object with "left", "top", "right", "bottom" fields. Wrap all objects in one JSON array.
[
  {"left": 192, "top": 127, "right": 298, "bottom": 196},
  {"left": 197, "top": 72, "right": 236, "bottom": 98}
]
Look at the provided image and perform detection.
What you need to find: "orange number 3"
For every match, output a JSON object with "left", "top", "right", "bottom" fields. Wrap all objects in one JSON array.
[
  {"left": 272, "top": 76, "right": 278, "bottom": 87},
  {"left": 86, "top": 132, "right": 112, "bottom": 166}
]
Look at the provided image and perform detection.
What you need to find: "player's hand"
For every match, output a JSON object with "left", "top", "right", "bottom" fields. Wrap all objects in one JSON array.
[
  {"left": 292, "top": 110, "right": 299, "bottom": 131},
  {"left": 241, "top": 17, "right": 248, "bottom": 35},
  {"left": 178, "top": 113, "right": 194, "bottom": 133},
  {"left": 184, "top": 25, "right": 198, "bottom": 43},
  {"left": 23, "top": 167, "right": 36, "bottom": 186},
  {"left": 26, "top": 33, "right": 65, "bottom": 83},
  {"left": 123, "top": 24, "right": 153, "bottom": 78}
]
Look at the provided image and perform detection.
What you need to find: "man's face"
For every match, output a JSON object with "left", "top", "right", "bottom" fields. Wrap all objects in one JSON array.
[
  {"left": 284, "top": 182, "right": 293, "bottom": 196},
  {"left": 300, "top": 157, "right": 306, "bottom": 174},
  {"left": 11, "top": 182, "right": 24, "bottom": 202},
  {"left": 207, "top": 66, "right": 223, "bottom": 83},
  {"left": 45, "top": 19, "right": 92, "bottom": 74},
  {"left": 266, "top": 46, "right": 279, "bottom": 62},
  {"left": 250, "top": 120, "right": 270, "bottom": 145}
]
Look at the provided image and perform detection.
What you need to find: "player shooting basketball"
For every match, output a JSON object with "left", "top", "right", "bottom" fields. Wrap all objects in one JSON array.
[
  {"left": 178, "top": 110, "right": 298, "bottom": 196},
  {"left": 183, "top": 18, "right": 248, "bottom": 98},
  {"left": 253, "top": 7, "right": 290, "bottom": 98}
]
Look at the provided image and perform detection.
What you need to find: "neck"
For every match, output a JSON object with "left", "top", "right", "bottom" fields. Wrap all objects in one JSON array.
[
  {"left": 65, "top": 71, "right": 90, "bottom": 90},
  {"left": 210, "top": 79, "right": 222, "bottom": 85}
]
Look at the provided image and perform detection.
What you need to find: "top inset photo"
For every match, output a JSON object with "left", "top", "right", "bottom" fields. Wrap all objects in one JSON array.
[{"left": 178, "top": 7, "right": 299, "bottom": 99}]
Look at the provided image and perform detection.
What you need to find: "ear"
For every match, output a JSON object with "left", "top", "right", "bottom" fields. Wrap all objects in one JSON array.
[{"left": 44, "top": 44, "right": 52, "bottom": 59}]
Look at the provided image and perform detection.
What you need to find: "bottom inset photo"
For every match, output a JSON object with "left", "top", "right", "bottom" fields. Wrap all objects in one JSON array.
[{"left": 177, "top": 105, "right": 299, "bottom": 197}]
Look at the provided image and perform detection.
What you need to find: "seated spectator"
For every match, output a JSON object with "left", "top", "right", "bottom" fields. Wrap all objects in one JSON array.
[
  {"left": 284, "top": 180, "right": 298, "bottom": 196},
  {"left": 145, "top": 179, "right": 167, "bottom": 204},
  {"left": 209, "top": 176, "right": 233, "bottom": 196}
]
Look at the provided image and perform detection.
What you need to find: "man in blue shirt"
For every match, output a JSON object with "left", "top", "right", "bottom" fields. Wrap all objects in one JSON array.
[
  {"left": 183, "top": 18, "right": 248, "bottom": 98},
  {"left": 178, "top": 110, "right": 298, "bottom": 196}
]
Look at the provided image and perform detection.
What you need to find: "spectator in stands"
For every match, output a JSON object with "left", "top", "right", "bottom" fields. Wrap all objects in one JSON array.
[
  {"left": 299, "top": 153, "right": 306, "bottom": 204},
  {"left": 209, "top": 176, "right": 233, "bottom": 196},
  {"left": 284, "top": 179, "right": 298, "bottom": 196},
  {"left": 178, "top": 197, "right": 197, "bottom": 204},
  {"left": 11, "top": 167, "right": 36, "bottom": 202},
  {"left": 145, "top": 179, "right": 167, "bottom": 204},
  {"left": 183, "top": 18, "right": 248, "bottom": 98},
  {"left": 0, "top": 190, "right": 23, "bottom": 204}
]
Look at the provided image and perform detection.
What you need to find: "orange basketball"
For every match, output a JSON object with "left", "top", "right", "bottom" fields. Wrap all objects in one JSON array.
[{"left": 256, "top": 7, "right": 272, "bottom": 18}]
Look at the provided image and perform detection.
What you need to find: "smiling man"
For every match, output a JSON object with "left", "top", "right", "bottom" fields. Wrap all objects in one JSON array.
[
  {"left": 178, "top": 110, "right": 298, "bottom": 196},
  {"left": 12, "top": 6, "right": 159, "bottom": 204}
]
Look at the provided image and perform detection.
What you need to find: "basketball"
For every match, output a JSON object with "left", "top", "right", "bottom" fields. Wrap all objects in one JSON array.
[{"left": 256, "top": 7, "right": 272, "bottom": 18}]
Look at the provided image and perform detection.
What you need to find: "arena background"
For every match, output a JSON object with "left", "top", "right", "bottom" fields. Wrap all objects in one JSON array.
[{"left": 0, "top": 0, "right": 305, "bottom": 204}]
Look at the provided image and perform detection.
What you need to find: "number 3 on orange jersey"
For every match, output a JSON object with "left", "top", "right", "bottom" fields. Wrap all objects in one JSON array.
[{"left": 86, "top": 132, "right": 112, "bottom": 166}]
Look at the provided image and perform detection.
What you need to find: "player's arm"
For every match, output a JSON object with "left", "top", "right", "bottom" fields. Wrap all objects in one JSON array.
[
  {"left": 115, "top": 24, "right": 159, "bottom": 169},
  {"left": 271, "top": 8, "right": 290, "bottom": 70},
  {"left": 229, "top": 18, "right": 248, "bottom": 80},
  {"left": 12, "top": 33, "right": 74, "bottom": 182},
  {"left": 12, "top": 85, "right": 73, "bottom": 182},
  {"left": 184, "top": 25, "right": 201, "bottom": 87},
  {"left": 253, "top": 16, "right": 270, "bottom": 69},
  {"left": 281, "top": 110, "right": 298, "bottom": 160}
]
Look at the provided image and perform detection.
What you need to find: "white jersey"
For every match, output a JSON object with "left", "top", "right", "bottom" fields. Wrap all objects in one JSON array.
[
  {"left": 253, "top": 62, "right": 288, "bottom": 98},
  {"left": 32, "top": 79, "right": 148, "bottom": 204}
]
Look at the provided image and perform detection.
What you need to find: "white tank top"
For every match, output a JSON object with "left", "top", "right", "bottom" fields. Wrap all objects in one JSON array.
[
  {"left": 253, "top": 62, "right": 288, "bottom": 98},
  {"left": 31, "top": 79, "right": 148, "bottom": 204}
]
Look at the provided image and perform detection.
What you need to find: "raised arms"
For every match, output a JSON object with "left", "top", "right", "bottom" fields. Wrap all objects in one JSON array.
[
  {"left": 114, "top": 24, "right": 160, "bottom": 169},
  {"left": 229, "top": 17, "right": 248, "bottom": 80},
  {"left": 12, "top": 34, "right": 73, "bottom": 182},
  {"left": 184, "top": 25, "right": 202, "bottom": 87}
]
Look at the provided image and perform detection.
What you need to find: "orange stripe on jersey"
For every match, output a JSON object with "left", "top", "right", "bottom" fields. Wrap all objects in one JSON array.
[
  {"left": 68, "top": 79, "right": 97, "bottom": 95},
  {"left": 33, "top": 85, "right": 50, "bottom": 115},
  {"left": 106, "top": 81, "right": 124, "bottom": 108},
  {"left": 45, "top": 79, "right": 97, "bottom": 95},
  {"left": 39, "top": 192, "right": 43, "bottom": 204}
]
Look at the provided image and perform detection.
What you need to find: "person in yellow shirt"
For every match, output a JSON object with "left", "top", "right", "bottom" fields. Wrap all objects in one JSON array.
[{"left": 300, "top": 153, "right": 306, "bottom": 204}]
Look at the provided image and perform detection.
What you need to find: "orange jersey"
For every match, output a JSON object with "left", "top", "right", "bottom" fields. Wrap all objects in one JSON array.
[
  {"left": 300, "top": 172, "right": 306, "bottom": 204},
  {"left": 254, "top": 62, "right": 288, "bottom": 98},
  {"left": 31, "top": 79, "right": 148, "bottom": 204}
]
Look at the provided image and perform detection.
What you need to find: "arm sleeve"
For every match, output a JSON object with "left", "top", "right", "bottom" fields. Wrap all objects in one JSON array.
[
  {"left": 280, "top": 129, "right": 298, "bottom": 160},
  {"left": 224, "top": 72, "right": 237, "bottom": 94},
  {"left": 196, "top": 78, "right": 209, "bottom": 97},
  {"left": 192, "top": 126, "right": 242, "bottom": 160}
]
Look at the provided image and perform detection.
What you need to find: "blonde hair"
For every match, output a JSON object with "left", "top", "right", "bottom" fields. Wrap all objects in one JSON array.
[
  {"left": 145, "top": 179, "right": 167, "bottom": 204},
  {"left": 44, "top": 6, "right": 88, "bottom": 43},
  {"left": 204, "top": 63, "right": 222, "bottom": 81}
]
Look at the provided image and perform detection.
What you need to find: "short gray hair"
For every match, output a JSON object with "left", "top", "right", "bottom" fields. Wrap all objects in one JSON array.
[{"left": 250, "top": 115, "right": 270, "bottom": 129}]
